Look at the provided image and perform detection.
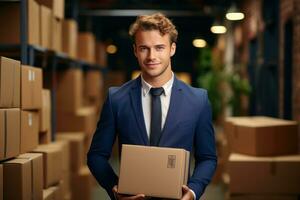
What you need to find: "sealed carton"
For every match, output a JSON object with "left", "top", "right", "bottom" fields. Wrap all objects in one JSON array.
[
  {"left": 21, "top": 111, "right": 39, "bottom": 153},
  {"left": 225, "top": 117, "right": 298, "bottom": 156},
  {"left": 0, "top": 57, "right": 20, "bottom": 108},
  {"left": 0, "top": 108, "right": 20, "bottom": 161},
  {"left": 118, "top": 145, "right": 190, "bottom": 199},
  {"left": 229, "top": 153, "right": 300, "bottom": 194}
]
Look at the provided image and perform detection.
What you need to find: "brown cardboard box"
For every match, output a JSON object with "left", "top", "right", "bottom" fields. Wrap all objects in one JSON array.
[
  {"left": 0, "top": 164, "right": 2, "bottom": 200},
  {"left": 21, "top": 111, "right": 39, "bottom": 153},
  {"left": 56, "top": 133, "right": 85, "bottom": 172},
  {"left": 38, "top": 0, "right": 64, "bottom": 19},
  {"left": 84, "top": 70, "right": 103, "bottom": 101},
  {"left": 51, "top": 17, "right": 62, "bottom": 52},
  {"left": 71, "top": 166, "right": 92, "bottom": 200},
  {"left": 3, "top": 158, "right": 32, "bottom": 200},
  {"left": 0, "top": 0, "right": 40, "bottom": 46},
  {"left": 225, "top": 116, "right": 298, "bottom": 156},
  {"left": 33, "top": 144, "right": 63, "bottom": 188},
  {"left": 62, "top": 19, "right": 78, "bottom": 59},
  {"left": 18, "top": 153, "right": 44, "bottom": 200},
  {"left": 40, "top": 89, "right": 51, "bottom": 133},
  {"left": 78, "top": 32, "right": 96, "bottom": 63},
  {"left": 21, "top": 65, "right": 43, "bottom": 110},
  {"left": 229, "top": 194, "right": 300, "bottom": 200},
  {"left": 0, "top": 109, "right": 20, "bottom": 161},
  {"left": 40, "top": 5, "right": 52, "bottom": 49},
  {"left": 95, "top": 42, "right": 107, "bottom": 67},
  {"left": 0, "top": 57, "right": 20, "bottom": 108},
  {"left": 56, "top": 68, "right": 83, "bottom": 113},
  {"left": 118, "top": 145, "right": 190, "bottom": 199},
  {"left": 57, "top": 106, "right": 97, "bottom": 136},
  {"left": 229, "top": 153, "right": 300, "bottom": 194}
]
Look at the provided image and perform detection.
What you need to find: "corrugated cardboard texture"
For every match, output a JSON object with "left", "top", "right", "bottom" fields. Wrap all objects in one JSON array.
[
  {"left": 62, "top": 19, "right": 78, "bottom": 59},
  {"left": 0, "top": 109, "right": 21, "bottom": 161},
  {"left": 33, "top": 144, "right": 63, "bottom": 188},
  {"left": 21, "top": 111, "right": 39, "bottom": 153},
  {"left": 71, "top": 166, "right": 92, "bottom": 200},
  {"left": 40, "top": 89, "right": 51, "bottom": 133},
  {"left": 78, "top": 32, "right": 96, "bottom": 63},
  {"left": 0, "top": 164, "right": 2, "bottom": 200},
  {"left": 0, "top": 0, "right": 40, "bottom": 46},
  {"left": 0, "top": 57, "right": 20, "bottom": 108},
  {"left": 18, "top": 153, "right": 43, "bottom": 200},
  {"left": 51, "top": 18, "right": 62, "bottom": 52},
  {"left": 56, "top": 133, "right": 85, "bottom": 172},
  {"left": 57, "top": 107, "right": 96, "bottom": 136},
  {"left": 3, "top": 158, "right": 32, "bottom": 200},
  {"left": 225, "top": 116, "right": 298, "bottom": 156},
  {"left": 56, "top": 69, "right": 83, "bottom": 113},
  {"left": 21, "top": 65, "right": 43, "bottom": 110},
  {"left": 40, "top": 5, "right": 52, "bottom": 49},
  {"left": 37, "top": 0, "right": 65, "bottom": 19},
  {"left": 229, "top": 153, "right": 300, "bottom": 194},
  {"left": 118, "top": 145, "right": 190, "bottom": 199}
]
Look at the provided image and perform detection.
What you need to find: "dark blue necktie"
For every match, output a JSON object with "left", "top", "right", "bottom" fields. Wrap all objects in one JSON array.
[{"left": 150, "top": 87, "right": 164, "bottom": 146}]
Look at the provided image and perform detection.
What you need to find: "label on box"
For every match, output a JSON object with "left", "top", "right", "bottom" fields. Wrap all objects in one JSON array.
[
  {"left": 28, "top": 113, "right": 33, "bottom": 127},
  {"left": 28, "top": 70, "right": 32, "bottom": 81},
  {"left": 167, "top": 155, "right": 176, "bottom": 168},
  {"left": 32, "top": 71, "right": 35, "bottom": 81}
]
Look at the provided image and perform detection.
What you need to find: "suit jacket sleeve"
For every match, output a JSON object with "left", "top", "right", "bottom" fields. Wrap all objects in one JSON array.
[
  {"left": 87, "top": 88, "right": 118, "bottom": 199},
  {"left": 187, "top": 90, "right": 217, "bottom": 199}
]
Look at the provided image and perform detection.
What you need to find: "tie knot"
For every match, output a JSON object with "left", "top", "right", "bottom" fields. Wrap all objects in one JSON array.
[{"left": 150, "top": 87, "right": 164, "bottom": 96}]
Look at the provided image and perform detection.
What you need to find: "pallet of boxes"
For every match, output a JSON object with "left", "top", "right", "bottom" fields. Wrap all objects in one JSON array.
[{"left": 224, "top": 116, "right": 300, "bottom": 200}]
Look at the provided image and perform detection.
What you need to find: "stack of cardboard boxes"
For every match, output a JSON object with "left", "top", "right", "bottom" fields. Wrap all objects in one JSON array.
[
  {"left": 224, "top": 116, "right": 300, "bottom": 200},
  {"left": 0, "top": 56, "right": 66, "bottom": 200}
]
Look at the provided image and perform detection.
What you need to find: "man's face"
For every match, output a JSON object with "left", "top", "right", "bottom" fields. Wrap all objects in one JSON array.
[{"left": 134, "top": 30, "right": 176, "bottom": 81}]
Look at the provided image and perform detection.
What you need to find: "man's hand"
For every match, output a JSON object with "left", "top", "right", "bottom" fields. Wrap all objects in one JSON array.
[
  {"left": 181, "top": 185, "right": 194, "bottom": 200},
  {"left": 112, "top": 185, "right": 146, "bottom": 200}
]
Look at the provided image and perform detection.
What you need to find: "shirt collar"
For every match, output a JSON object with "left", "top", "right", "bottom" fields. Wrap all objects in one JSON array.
[{"left": 141, "top": 72, "right": 174, "bottom": 97}]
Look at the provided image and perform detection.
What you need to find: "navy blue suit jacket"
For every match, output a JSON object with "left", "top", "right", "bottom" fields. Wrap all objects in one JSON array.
[{"left": 87, "top": 76, "right": 217, "bottom": 200}]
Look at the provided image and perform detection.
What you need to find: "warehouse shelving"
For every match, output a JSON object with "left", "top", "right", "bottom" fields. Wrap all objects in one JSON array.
[{"left": 0, "top": 0, "right": 107, "bottom": 141}]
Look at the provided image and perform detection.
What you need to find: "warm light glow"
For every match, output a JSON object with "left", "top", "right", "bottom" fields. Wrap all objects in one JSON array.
[
  {"left": 210, "top": 25, "right": 227, "bottom": 34},
  {"left": 226, "top": 12, "right": 245, "bottom": 21},
  {"left": 131, "top": 70, "right": 141, "bottom": 79},
  {"left": 106, "top": 45, "right": 117, "bottom": 54},
  {"left": 193, "top": 39, "right": 207, "bottom": 48}
]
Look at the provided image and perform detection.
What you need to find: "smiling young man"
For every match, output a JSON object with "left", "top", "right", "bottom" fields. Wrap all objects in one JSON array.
[{"left": 87, "top": 13, "right": 217, "bottom": 200}]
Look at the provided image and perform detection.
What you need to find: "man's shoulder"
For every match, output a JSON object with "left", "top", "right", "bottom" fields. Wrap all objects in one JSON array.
[
  {"left": 108, "top": 78, "right": 137, "bottom": 97},
  {"left": 177, "top": 79, "right": 207, "bottom": 97}
]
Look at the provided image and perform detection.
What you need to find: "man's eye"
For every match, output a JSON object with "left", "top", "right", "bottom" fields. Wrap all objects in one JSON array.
[
  {"left": 156, "top": 46, "right": 164, "bottom": 51},
  {"left": 140, "top": 47, "right": 147, "bottom": 51}
]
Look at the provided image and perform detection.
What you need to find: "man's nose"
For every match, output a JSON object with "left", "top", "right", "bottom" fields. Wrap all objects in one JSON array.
[{"left": 147, "top": 49, "right": 156, "bottom": 60}]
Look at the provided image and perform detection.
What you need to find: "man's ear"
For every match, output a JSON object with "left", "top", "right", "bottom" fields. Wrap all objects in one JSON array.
[
  {"left": 170, "top": 42, "right": 176, "bottom": 57},
  {"left": 133, "top": 44, "right": 137, "bottom": 57}
]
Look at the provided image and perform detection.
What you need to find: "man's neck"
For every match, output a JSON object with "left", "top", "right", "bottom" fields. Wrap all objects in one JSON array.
[{"left": 142, "top": 72, "right": 173, "bottom": 88}]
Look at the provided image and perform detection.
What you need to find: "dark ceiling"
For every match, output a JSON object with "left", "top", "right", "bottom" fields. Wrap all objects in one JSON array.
[{"left": 71, "top": 0, "right": 237, "bottom": 76}]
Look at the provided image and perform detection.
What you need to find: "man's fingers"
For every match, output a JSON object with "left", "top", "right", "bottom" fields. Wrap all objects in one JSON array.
[{"left": 182, "top": 185, "right": 189, "bottom": 193}]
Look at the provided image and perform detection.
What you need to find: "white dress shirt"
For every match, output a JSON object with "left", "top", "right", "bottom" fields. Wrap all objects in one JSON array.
[
  {"left": 141, "top": 74, "right": 174, "bottom": 139},
  {"left": 140, "top": 73, "right": 196, "bottom": 200}
]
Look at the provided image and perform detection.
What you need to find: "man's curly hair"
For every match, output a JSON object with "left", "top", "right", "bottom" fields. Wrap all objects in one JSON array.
[{"left": 129, "top": 13, "right": 178, "bottom": 44}]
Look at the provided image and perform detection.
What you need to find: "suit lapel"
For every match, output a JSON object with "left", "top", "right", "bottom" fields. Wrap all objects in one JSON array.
[
  {"left": 159, "top": 77, "right": 184, "bottom": 145},
  {"left": 129, "top": 77, "right": 149, "bottom": 145}
]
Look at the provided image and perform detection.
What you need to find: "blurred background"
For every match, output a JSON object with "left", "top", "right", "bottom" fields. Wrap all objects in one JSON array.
[{"left": 0, "top": 0, "right": 299, "bottom": 200}]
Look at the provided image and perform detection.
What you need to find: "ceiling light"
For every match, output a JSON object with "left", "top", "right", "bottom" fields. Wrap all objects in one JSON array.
[
  {"left": 193, "top": 39, "right": 207, "bottom": 48},
  {"left": 106, "top": 44, "right": 117, "bottom": 54},
  {"left": 226, "top": 5, "right": 245, "bottom": 21},
  {"left": 210, "top": 24, "right": 227, "bottom": 34}
]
